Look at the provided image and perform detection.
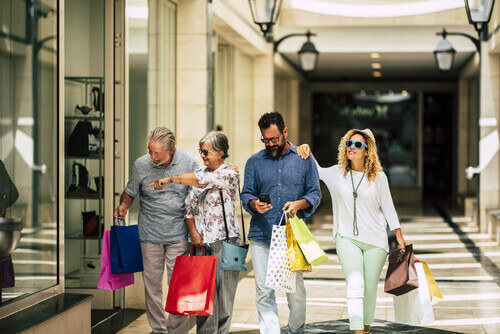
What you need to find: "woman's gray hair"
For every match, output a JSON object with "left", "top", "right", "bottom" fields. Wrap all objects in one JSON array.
[
  {"left": 148, "top": 127, "right": 176, "bottom": 150},
  {"left": 199, "top": 131, "right": 229, "bottom": 159}
]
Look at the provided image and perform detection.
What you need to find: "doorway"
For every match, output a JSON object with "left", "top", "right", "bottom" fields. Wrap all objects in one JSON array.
[{"left": 422, "top": 93, "right": 454, "bottom": 201}]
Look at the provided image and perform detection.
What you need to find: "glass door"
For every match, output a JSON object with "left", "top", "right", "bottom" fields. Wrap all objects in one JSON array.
[{"left": 0, "top": 0, "right": 59, "bottom": 306}]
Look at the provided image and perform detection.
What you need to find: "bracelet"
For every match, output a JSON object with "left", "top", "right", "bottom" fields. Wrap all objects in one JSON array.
[{"left": 169, "top": 175, "right": 183, "bottom": 184}]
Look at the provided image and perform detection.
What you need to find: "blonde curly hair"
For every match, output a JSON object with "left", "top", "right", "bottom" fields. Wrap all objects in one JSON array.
[{"left": 337, "top": 128, "right": 383, "bottom": 182}]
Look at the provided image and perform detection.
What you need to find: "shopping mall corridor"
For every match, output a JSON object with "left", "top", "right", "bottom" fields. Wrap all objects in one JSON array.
[{"left": 118, "top": 203, "right": 500, "bottom": 334}]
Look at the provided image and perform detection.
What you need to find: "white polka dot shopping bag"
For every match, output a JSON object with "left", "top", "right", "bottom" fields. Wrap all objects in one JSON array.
[{"left": 265, "top": 212, "right": 296, "bottom": 293}]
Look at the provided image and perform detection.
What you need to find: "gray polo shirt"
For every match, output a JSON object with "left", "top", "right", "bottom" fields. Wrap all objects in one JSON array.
[{"left": 124, "top": 150, "right": 200, "bottom": 243}]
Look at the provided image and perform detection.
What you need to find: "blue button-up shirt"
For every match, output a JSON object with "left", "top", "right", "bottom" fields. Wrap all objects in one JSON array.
[{"left": 241, "top": 142, "right": 321, "bottom": 244}]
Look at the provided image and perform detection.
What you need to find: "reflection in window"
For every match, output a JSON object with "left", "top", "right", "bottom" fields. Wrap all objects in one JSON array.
[
  {"left": 313, "top": 91, "right": 418, "bottom": 186},
  {"left": 0, "top": 0, "right": 58, "bottom": 304}
]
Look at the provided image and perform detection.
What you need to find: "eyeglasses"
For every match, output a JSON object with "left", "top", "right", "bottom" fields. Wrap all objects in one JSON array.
[
  {"left": 260, "top": 133, "right": 282, "bottom": 144},
  {"left": 198, "top": 148, "right": 215, "bottom": 156},
  {"left": 345, "top": 140, "right": 368, "bottom": 150}
]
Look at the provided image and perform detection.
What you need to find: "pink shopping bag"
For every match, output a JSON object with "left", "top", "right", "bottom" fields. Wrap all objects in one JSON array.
[{"left": 97, "top": 230, "right": 135, "bottom": 291}]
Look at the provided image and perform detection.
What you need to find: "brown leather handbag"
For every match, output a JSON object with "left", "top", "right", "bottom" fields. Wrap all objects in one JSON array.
[{"left": 384, "top": 244, "right": 419, "bottom": 296}]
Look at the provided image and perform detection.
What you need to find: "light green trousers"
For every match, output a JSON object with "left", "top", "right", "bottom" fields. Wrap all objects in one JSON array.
[{"left": 336, "top": 234, "right": 388, "bottom": 330}]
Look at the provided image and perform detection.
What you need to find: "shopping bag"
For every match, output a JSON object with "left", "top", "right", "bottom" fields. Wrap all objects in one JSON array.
[
  {"left": 165, "top": 247, "right": 217, "bottom": 316},
  {"left": 421, "top": 260, "right": 443, "bottom": 305},
  {"left": 0, "top": 255, "right": 15, "bottom": 288},
  {"left": 393, "top": 262, "right": 435, "bottom": 325},
  {"left": 288, "top": 215, "right": 328, "bottom": 266},
  {"left": 97, "top": 230, "right": 135, "bottom": 291},
  {"left": 384, "top": 244, "right": 418, "bottom": 296},
  {"left": 110, "top": 218, "right": 143, "bottom": 274},
  {"left": 265, "top": 219, "right": 296, "bottom": 293},
  {"left": 286, "top": 221, "right": 312, "bottom": 272}
]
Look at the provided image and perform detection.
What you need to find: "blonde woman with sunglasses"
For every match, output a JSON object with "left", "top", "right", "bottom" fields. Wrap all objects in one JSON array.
[{"left": 297, "top": 129, "right": 407, "bottom": 334}]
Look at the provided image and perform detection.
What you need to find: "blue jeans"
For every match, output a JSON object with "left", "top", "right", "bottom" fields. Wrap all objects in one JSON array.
[{"left": 250, "top": 240, "right": 306, "bottom": 334}]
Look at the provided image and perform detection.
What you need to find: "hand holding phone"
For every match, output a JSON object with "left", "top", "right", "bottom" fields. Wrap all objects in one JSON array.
[
  {"left": 258, "top": 193, "right": 271, "bottom": 205},
  {"left": 253, "top": 193, "right": 272, "bottom": 214}
]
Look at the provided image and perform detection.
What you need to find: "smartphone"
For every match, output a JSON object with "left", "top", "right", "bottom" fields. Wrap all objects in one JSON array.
[{"left": 258, "top": 193, "right": 271, "bottom": 205}]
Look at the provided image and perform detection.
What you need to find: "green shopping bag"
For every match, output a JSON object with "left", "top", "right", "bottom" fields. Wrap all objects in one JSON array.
[{"left": 289, "top": 215, "right": 328, "bottom": 266}]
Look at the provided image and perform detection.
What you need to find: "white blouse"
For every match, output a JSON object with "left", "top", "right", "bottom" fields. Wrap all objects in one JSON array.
[
  {"left": 316, "top": 163, "right": 400, "bottom": 252},
  {"left": 184, "top": 164, "right": 240, "bottom": 244}
]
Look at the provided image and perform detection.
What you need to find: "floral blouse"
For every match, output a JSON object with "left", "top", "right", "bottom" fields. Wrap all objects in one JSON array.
[{"left": 184, "top": 164, "right": 241, "bottom": 244}]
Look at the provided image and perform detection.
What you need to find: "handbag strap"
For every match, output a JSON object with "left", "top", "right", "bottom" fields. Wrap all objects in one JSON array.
[
  {"left": 219, "top": 190, "right": 230, "bottom": 242},
  {"left": 219, "top": 186, "right": 247, "bottom": 244},
  {"left": 237, "top": 183, "right": 246, "bottom": 243}
]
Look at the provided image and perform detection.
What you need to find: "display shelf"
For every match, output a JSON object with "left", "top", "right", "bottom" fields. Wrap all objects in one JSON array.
[
  {"left": 66, "top": 155, "right": 103, "bottom": 160},
  {"left": 65, "top": 75, "right": 105, "bottom": 288},
  {"left": 65, "top": 115, "right": 103, "bottom": 121},
  {"left": 65, "top": 76, "right": 103, "bottom": 84},
  {"left": 65, "top": 194, "right": 100, "bottom": 200},
  {"left": 66, "top": 232, "right": 101, "bottom": 240}
]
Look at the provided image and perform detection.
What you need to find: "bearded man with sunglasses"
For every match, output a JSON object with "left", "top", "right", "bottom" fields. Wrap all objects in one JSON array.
[{"left": 241, "top": 111, "right": 321, "bottom": 334}]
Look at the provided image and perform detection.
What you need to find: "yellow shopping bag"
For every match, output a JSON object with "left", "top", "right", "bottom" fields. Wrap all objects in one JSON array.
[
  {"left": 420, "top": 261, "right": 443, "bottom": 305},
  {"left": 286, "top": 221, "right": 312, "bottom": 272}
]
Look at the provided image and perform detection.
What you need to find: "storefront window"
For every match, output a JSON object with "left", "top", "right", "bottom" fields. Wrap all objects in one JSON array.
[
  {"left": 0, "top": 0, "right": 59, "bottom": 304},
  {"left": 313, "top": 91, "right": 419, "bottom": 186}
]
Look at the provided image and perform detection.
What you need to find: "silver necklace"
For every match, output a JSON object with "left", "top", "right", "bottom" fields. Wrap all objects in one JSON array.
[{"left": 350, "top": 169, "right": 365, "bottom": 236}]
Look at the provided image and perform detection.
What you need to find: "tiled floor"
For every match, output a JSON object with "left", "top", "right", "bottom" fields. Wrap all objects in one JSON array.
[{"left": 119, "top": 203, "right": 500, "bottom": 333}]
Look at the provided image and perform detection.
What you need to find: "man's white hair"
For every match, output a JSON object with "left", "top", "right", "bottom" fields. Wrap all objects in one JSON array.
[{"left": 148, "top": 127, "right": 175, "bottom": 150}]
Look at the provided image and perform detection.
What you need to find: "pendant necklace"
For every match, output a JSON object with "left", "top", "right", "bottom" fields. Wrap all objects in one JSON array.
[{"left": 350, "top": 169, "right": 365, "bottom": 236}]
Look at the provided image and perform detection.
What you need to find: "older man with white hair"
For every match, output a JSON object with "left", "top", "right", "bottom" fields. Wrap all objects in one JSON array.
[{"left": 114, "top": 126, "right": 200, "bottom": 334}]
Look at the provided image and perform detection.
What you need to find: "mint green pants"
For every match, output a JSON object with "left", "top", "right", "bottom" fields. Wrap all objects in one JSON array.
[{"left": 335, "top": 234, "right": 388, "bottom": 330}]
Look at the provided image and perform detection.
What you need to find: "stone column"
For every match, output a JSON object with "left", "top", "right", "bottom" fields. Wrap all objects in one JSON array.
[
  {"left": 287, "top": 79, "right": 300, "bottom": 143},
  {"left": 176, "top": 0, "right": 211, "bottom": 154},
  {"left": 252, "top": 52, "right": 274, "bottom": 153},
  {"left": 479, "top": 48, "right": 500, "bottom": 232}
]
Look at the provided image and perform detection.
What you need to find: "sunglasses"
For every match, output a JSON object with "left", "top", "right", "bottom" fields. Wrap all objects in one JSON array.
[
  {"left": 345, "top": 140, "right": 368, "bottom": 150},
  {"left": 198, "top": 148, "right": 215, "bottom": 156}
]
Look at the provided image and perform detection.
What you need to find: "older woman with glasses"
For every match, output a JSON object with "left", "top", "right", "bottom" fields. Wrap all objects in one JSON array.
[
  {"left": 147, "top": 131, "right": 241, "bottom": 334},
  {"left": 297, "top": 129, "right": 407, "bottom": 334}
]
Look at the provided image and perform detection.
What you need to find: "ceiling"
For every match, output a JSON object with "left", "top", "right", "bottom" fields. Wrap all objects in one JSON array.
[
  {"left": 286, "top": 0, "right": 465, "bottom": 18},
  {"left": 277, "top": 1, "right": 477, "bottom": 80},
  {"left": 281, "top": 51, "right": 476, "bottom": 80}
]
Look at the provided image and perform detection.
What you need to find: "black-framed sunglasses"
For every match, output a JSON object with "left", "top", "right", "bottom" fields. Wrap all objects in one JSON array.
[
  {"left": 345, "top": 140, "right": 368, "bottom": 150},
  {"left": 260, "top": 133, "right": 282, "bottom": 144},
  {"left": 198, "top": 148, "right": 215, "bottom": 156}
]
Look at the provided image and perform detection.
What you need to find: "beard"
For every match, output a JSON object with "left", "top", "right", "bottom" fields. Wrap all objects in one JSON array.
[
  {"left": 152, "top": 156, "right": 169, "bottom": 165},
  {"left": 266, "top": 141, "right": 286, "bottom": 158}
]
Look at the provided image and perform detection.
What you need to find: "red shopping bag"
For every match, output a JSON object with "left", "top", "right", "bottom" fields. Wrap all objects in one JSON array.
[
  {"left": 165, "top": 247, "right": 216, "bottom": 316},
  {"left": 97, "top": 230, "right": 135, "bottom": 291}
]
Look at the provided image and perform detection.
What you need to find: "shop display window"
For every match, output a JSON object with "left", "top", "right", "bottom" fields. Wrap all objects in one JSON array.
[{"left": 0, "top": 0, "right": 59, "bottom": 305}]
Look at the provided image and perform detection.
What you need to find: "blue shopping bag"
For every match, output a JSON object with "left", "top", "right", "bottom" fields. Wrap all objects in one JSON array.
[{"left": 110, "top": 217, "right": 143, "bottom": 274}]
